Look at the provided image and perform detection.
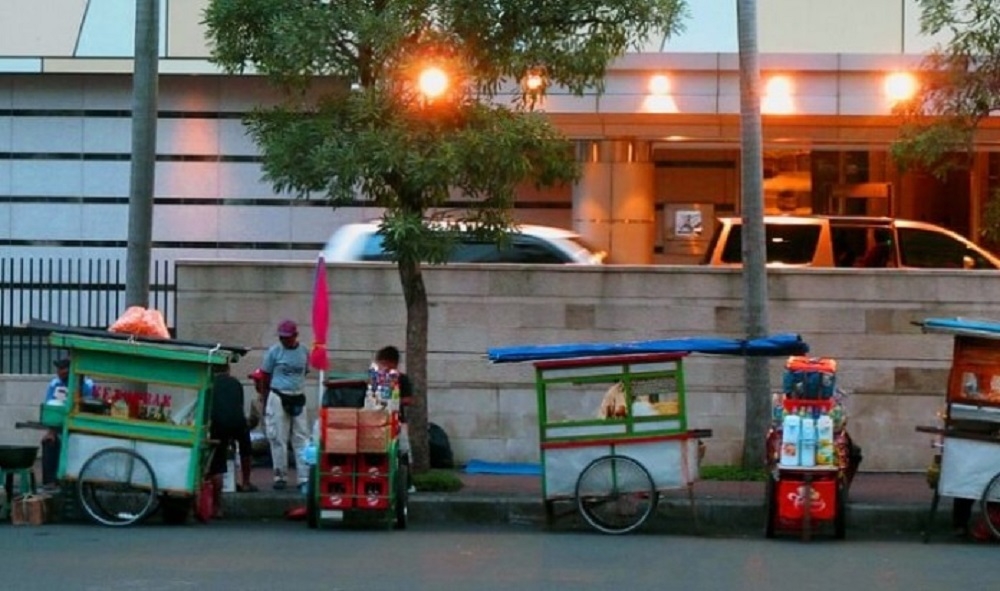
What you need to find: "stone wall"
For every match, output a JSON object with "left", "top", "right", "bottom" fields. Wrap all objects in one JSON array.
[{"left": 5, "top": 261, "right": 997, "bottom": 471}]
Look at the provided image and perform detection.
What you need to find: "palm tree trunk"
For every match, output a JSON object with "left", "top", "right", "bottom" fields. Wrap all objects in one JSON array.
[{"left": 737, "top": 0, "right": 772, "bottom": 469}]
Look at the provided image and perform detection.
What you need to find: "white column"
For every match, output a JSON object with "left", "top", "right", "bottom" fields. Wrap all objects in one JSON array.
[{"left": 572, "top": 140, "right": 656, "bottom": 264}]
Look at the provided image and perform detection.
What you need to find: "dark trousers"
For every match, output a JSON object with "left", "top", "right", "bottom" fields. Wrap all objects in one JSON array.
[{"left": 41, "top": 436, "right": 61, "bottom": 485}]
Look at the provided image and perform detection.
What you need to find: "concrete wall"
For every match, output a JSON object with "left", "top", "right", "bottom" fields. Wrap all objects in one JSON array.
[{"left": 155, "top": 261, "right": 1000, "bottom": 473}]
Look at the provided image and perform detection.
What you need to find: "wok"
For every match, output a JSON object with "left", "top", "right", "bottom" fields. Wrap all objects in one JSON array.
[{"left": 0, "top": 445, "right": 39, "bottom": 470}]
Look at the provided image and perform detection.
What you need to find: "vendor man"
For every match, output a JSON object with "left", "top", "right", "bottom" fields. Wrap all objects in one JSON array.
[{"left": 42, "top": 358, "right": 94, "bottom": 488}]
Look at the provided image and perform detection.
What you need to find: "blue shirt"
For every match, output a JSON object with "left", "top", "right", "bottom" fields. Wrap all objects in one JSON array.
[
  {"left": 262, "top": 342, "right": 308, "bottom": 393},
  {"left": 45, "top": 376, "right": 95, "bottom": 403}
]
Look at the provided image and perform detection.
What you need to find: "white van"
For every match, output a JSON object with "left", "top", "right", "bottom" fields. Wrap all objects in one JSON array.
[{"left": 323, "top": 222, "right": 606, "bottom": 265}]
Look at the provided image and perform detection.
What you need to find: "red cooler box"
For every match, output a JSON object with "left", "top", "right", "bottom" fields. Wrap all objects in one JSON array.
[{"left": 777, "top": 479, "right": 836, "bottom": 521}]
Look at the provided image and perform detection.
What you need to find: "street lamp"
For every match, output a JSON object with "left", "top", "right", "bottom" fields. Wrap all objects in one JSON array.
[{"left": 417, "top": 66, "right": 449, "bottom": 101}]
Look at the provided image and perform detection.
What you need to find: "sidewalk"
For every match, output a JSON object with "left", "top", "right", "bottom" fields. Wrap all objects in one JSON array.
[{"left": 218, "top": 467, "right": 945, "bottom": 539}]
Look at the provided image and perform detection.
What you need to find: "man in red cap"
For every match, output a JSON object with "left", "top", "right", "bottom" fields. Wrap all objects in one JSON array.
[{"left": 258, "top": 319, "right": 310, "bottom": 491}]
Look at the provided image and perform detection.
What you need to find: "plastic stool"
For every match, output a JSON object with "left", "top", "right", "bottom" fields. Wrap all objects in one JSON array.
[{"left": 0, "top": 468, "right": 37, "bottom": 520}]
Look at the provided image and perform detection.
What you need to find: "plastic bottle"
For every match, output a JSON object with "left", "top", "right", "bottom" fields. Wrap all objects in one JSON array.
[
  {"left": 816, "top": 410, "right": 835, "bottom": 466},
  {"left": 779, "top": 410, "right": 802, "bottom": 467},
  {"left": 771, "top": 393, "right": 785, "bottom": 427},
  {"left": 800, "top": 411, "right": 817, "bottom": 467}
]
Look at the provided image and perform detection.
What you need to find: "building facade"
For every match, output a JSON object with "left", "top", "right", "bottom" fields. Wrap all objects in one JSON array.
[{"left": 3, "top": 0, "right": 999, "bottom": 269}]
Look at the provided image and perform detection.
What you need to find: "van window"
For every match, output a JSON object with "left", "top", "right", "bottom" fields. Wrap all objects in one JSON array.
[
  {"left": 358, "top": 234, "right": 392, "bottom": 261},
  {"left": 897, "top": 228, "right": 997, "bottom": 269},
  {"left": 357, "top": 232, "right": 569, "bottom": 263},
  {"left": 720, "top": 224, "right": 821, "bottom": 265}
]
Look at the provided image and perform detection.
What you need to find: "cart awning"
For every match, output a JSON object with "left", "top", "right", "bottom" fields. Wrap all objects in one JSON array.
[
  {"left": 916, "top": 317, "right": 1000, "bottom": 340},
  {"left": 486, "top": 333, "right": 809, "bottom": 364}
]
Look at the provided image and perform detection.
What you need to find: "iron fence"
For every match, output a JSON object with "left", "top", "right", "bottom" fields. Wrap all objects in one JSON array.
[{"left": 0, "top": 258, "right": 176, "bottom": 374}]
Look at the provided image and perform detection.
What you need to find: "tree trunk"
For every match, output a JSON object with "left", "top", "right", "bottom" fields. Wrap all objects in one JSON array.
[
  {"left": 397, "top": 256, "right": 431, "bottom": 473},
  {"left": 737, "top": 0, "right": 772, "bottom": 469}
]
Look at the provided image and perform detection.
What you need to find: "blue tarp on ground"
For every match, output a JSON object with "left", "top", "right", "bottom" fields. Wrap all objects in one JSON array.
[
  {"left": 464, "top": 459, "right": 542, "bottom": 476},
  {"left": 486, "top": 333, "right": 809, "bottom": 364},
  {"left": 918, "top": 317, "right": 1000, "bottom": 340}
]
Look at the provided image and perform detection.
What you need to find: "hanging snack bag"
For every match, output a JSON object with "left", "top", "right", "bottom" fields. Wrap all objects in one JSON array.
[{"left": 782, "top": 356, "right": 837, "bottom": 400}]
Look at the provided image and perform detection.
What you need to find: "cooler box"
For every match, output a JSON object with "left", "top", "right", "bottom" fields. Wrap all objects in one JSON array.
[{"left": 777, "top": 479, "right": 836, "bottom": 520}]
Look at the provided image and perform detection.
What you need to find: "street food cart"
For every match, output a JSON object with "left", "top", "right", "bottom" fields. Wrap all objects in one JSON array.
[
  {"left": 32, "top": 323, "right": 247, "bottom": 526},
  {"left": 915, "top": 317, "right": 1000, "bottom": 541},
  {"left": 763, "top": 356, "right": 852, "bottom": 540},
  {"left": 305, "top": 373, "right": 409, "bottom": 530},
  {"left": 488, "top": 334, "right": 809, "bottom": 535}
]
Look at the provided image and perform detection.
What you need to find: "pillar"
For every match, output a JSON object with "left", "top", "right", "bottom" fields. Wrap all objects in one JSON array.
[{"left": 572, "top": 139, "right": 656, "bottom": 264}]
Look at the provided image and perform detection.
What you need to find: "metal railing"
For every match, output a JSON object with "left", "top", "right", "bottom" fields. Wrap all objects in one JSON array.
[{"left": 0, "top": 258, "right": 176, "bottom": 374}]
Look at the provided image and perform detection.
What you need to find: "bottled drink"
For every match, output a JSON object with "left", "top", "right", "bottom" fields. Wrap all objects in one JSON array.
[
  {"left": 800, "top": 412, "right": 817, "bottom": 467},
  {"left": 779, "top": 411, "right": 802, "bottom": 467},
  {"left": 816, "top": 411, "right": 835, "bottom": 466}
]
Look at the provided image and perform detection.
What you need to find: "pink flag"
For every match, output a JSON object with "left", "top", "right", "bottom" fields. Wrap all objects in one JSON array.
[{"left": 309, "top": 254, "right": 330, "bottom": 371}]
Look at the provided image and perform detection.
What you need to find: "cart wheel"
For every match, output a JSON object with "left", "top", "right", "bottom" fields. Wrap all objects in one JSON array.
[
  {"left": 979, "top": 470, "right": 1000, "bottom": 540},
  {"left": 306, "top": 469, "right": 318, "bottom": 529},
  {"left": 575, "top": 454, "right": 656, "bottom": 535},
  {"left": 77, "top": 447, "right": 158, "bottom": 527},
  {"left": 764, "top": 476, "right": 777, "bottom": 539},
  {"left": 833, "top": 481, "right": 847, "bottom": 540},
  {"left": 394, "top": 463, "right": 409, "bottom": 530}
]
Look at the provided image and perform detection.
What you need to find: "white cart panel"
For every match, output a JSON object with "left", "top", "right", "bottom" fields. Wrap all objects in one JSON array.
[
  {"left": 940, "top": 436, "right": 1000, "bottom": 499},
  {"left": 544, "top": 438, "right": 698, "bottom": 499},
  {"left": 65, "top": 433, "right": 195, "bottom": 492}
]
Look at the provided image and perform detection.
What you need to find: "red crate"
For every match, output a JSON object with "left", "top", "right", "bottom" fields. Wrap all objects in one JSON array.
[
  {"left": 319, "top": 475, "right": 354, "bottom": 509},
  {"left": 777, "top": 479, "right": 836, "bottom": 521},
  {"left": 320, "top": 453, "right": 355, "bottom": 475},
  {"left": 357, "top": 453, "right": 390, "bottom": 477},
  {"left": 356, "top": 475, "right": 390, "bottom": 510}
]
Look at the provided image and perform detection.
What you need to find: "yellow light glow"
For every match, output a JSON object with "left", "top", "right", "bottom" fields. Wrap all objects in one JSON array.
[
  {"left": 418, "top": 66, "right": 449, "bottom": 99},
  {"left": 763, "top": 75, "right": 794, "bottom": 115},
  {"left": 524, "top": 73, "right": 545, "bottom": 92},
  {"left": 649, "top": 74, "right": 670, "bottom": 95},
  {"left": 884, "top": 72, "right": 917, "bottom": 103}
]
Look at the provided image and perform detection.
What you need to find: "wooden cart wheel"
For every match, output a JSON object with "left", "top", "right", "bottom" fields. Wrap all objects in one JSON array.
[
  {"left": 979, "top": 470, "right": 1000, "bottom": 540},
  {"left": 394, "top": 461, "right": 409, "bottom": 530},
  {"left": 575, "top": 454, "right": 657, "bottom": 535},
  {"left": 306, "top": 468, "right": 318, "bottom": 529},
  {"left": 764, "top": 475, "right": 777, "bottom": 539},
  {"left": 77, "top": 447, "right": 158, "bottom": 527},
  {"left": 833, "top": 480, "right": 847, "bottom": 540}
]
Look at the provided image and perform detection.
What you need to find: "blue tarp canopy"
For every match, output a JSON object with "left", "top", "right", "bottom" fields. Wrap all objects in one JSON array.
[
  {"left": 486, "top": 333, "right": 809, "bottom": 364},
  {"left": 917, "top": 317, "right": 1000, "bottom": 340}
]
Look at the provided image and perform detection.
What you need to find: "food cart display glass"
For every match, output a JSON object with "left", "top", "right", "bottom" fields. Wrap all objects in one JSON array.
[
  {"left": 43, "top": 329, "right": 243, "bottom": 527},
  {"left": 916, "top": 318, "right": 1000, "bottom": 541},
  {"left": 532, "top": 352, "right": 711, "bottom": 535}
]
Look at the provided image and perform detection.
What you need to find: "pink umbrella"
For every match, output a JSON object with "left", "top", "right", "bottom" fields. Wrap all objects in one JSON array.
[{"left": 309, "top": 254, "right": 330, "bottom": 371}]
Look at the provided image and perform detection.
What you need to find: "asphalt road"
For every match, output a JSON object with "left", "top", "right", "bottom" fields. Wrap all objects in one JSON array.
[{"left": 1, "top": 522, "right": 994, "bottom": 591}]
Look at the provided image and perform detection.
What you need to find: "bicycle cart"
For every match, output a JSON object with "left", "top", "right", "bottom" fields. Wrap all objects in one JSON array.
[
  {"left": 916, "top": 317, "right": 1000, "bottom": 541},
  {"left": 305, "top": 376, "right": 409, "bottom": 530},
  {"left": 33, "top": 324, "right": 247, "bottom": 526},
  {"left": 488, "top": 335, "right": 810, "bottom": 535}
]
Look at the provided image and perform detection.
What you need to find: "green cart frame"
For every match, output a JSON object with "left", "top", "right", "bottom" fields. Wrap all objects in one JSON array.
[
  {"left": 532, "top": 352, "right": 711, "bottom": 535},
  {"left": 39, "top": 327, "right": 245, "bottom": 527}
]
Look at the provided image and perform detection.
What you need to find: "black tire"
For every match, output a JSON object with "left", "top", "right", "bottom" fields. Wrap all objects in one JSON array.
[
  {"left": 764, "top": 476, "right": 777, "bottom": 539},
  {"left": 394, "top": 463, "right": 409, "bottom": 530},
  {"left": 77, "top": 447, "right": 157, "bottom": 527},
  {"left": 575, "top": 454, "right": 656, "bottom": 535},
  {"left": 160, "top": 496, "right": 192, "bottom": 525},
  {"left": 980, "top": 470, "right": 1000, "bottom": 540},
  {"left": 306, "top": 468, "right": 318, "bottom": 530},
  {"left": 834, "top": 481, "right": 847, "bottom": 540}
]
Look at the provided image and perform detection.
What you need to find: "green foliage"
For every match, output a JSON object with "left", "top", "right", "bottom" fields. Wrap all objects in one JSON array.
[
  {"left": 891, "top": 1, "right": 1000, "bottom": 237},
  {"left": 412, "top": 469, "right": 465, "bottom": 492},
  {"left": 699, "top": 464, "right": 767, "bottom": 482}
]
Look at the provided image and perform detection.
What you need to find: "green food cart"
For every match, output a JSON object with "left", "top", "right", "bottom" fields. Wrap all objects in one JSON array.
[{"left": 36, "top": 324, "right": 247, "bottom": 526}]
